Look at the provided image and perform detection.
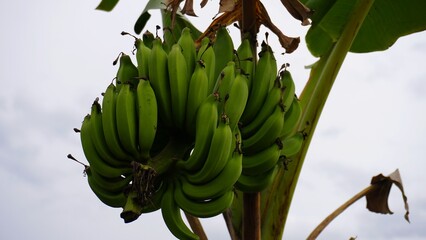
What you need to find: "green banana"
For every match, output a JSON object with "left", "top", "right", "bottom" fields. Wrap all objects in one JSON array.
[
  {"left": 236, "top": 165, "right": 278, "bottom": 193},
  {"left": 161, "top": 182, "right": 199, "bottom": 240},
  {"left": 185, "top": 115, "right": 233, "bottom": 184},
  {"left": 116, "top": 83, "right": 140, "bottom": 159},
  {"left": 281, "top": 131, "right": 305, "bottom": 159},
  {"left": 241, "top": 77, "right": 283, "bottom": 138},
  {"left": 176, "top": 94, "right": 219, "bottom": 172},
  {"left": 181, "top": 135, "right": 242, "bottom": 200},
  {"left": 224, "top": 70, "right": 249, "bottom": 131},
  {"left": 280, "top": 69, "right": 296, "bottom": 112},
  {"left": 213, "top": 61, "right": 236, "bottom": 98},
  {"left": 175, "top": 179, "right": 234, "bottom": 218},
  {"left": 89, "top": 167, "right": 132, "bottom": 194},
  {"left": 86, "top": 167, "right": 128, "bottom": 208},
  {"left": 242, "top": 104, "right": 284, "bottom": 155},
  {"left": 135, "top": 39, "right": 151, "bottom": 79},
  {"left": 136, "top": 79, "right": 158, "bottom": 160},
  {"left": 280, "top": 97, "right": 302, "bottom": 138},
  {"left": 149, "top": 38, "right": 173, "bottom": 128},
  {"left": 90, "top": 98, "right": 130, "bottom": 168},
  {"left": 168, "top": 44, "right": 190, "bottom": 130},
  {"left": 242, "top": 139, "right": 282, "bottom": 176},
  {"left": 240, "top": 42, "right": 277, "bottom": 124},
  {"left": 101, "top": 83, "right": 133, "bottom": 161},
  {"left": 213, "top": 27, "right": 234, "bottom": 83},
  {"left": 115, "top": 53, "right": 139, "bottom": 88},
  {"left": 185, "top": 62, "right": 209, "bottom": 137},
  {"left": 178, "top": 27, "right": 196, "bottom": 75},
  {"left": 235, "top": 38, "right": 255, "bottom": 90},
  {"left": 80, "top": 114, "right": 132, "bottom": 178},
  {"left": 197, "top": 37, "right": 216, "bottom": 93},
  {"left": 149, "top": 120, "right": 171, "bottom": 157}
]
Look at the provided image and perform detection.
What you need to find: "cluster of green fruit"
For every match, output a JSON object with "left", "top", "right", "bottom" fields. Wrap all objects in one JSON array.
[{"left": 73, "top": 26, "right": 304, "bottom": 240}]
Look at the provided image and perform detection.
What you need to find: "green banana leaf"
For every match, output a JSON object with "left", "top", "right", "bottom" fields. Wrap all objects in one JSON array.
[
  {"left": 303, "top": 0, "right": 426, "bottom": 56},
  {"left": 95, "top": 0, "right": 119, "bottom": 11}
]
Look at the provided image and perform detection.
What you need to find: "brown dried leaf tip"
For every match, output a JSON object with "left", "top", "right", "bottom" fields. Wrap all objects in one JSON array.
[
  {"left": 280, "top": 0, "right": 313, "bottom": 26},
  {"left": 366, "top": 169, "right": 410, "bottom": 222}
]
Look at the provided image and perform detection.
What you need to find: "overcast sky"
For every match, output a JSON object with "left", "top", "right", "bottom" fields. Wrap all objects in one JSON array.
[{"left": 1, "top": 0, "right": 425, "bottom": 239}]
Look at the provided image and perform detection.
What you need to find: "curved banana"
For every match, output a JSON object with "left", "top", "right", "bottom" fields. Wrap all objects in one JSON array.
[
  {"left": 86, "top": 167, "right": 128, "bottom": 208},
  {"left": 80, "top": 114, "right": 132, "bottom": 178},
  {"left": 181, "top": 136, "right": 242, "bottom": 200},
  {"left": 90, "top": 99, "right": 130, "bottom": 168},
  {"left": 89, "top": 166, "right": 132, "bottom": 194},
  {"left": 116, "top": 83, "right": 140, "bottom": 159},
  {"left": 136, "top": 79, "right": 158, "bottom": 160},
  {"left": 224, "top": 71, "right": 249, "bottom": 132},
  {"left": 236, "top": 165, "right": 278, "bottom": 193},
  {"left": 101, "top": 83, "right": 133, "bottom": 161},
  {"left": 213, "top": 61, "right": 236, "bottom": 99},
  {"left": 235, "top": 38, "right": 255, "bottom": 90},
  {"left": 241, "top": 77, "right": 283, "bottom": 138},
  {"left": 280, "top": 69, "right": 296, "bottom": 112},
  {"left": 161, "top": 182, "right": 199, "bottom": 240},
  {"left": 240, "top": 42, "right": 277, "bottom": 124},
  {"left": 197, "top": 37, "right": 216, "bottom": 93},
  {"left": 185, "top": 62, "right": 209, "bottom": 137},
  {"left": 280, "top": 97, "right": 302, "bottom": 138},
  {"left": 149, "top": 38, "right": 173, "bottom": 128},
  {"left": 213, "top": 27, "right": 234, "bottom": 84},
  {"left": 185, "top": 115, "right": 233, "bottom": 184},
  {"left": 177, "top": 94, "right": 219, "bottom": 172},
  {"left": 175, "top": 179, "right": 234, "bottom": 218},
  {"left": 281, "top": 131, "right": 305, "bottom": 159},
  {"left": 178, "top": 27, "right": 196, "bottom": 75},
  {"left": 242, "top": 105, "right": 284, "bottom": 155},
  {"left": 168, "top": 43, "right": 189, "bottom": 130},
  {"left": 242, "top": 139, "right": 282, "bottom": 176},
  {"left": 135, "top": 39, "right": 151, "bottom": 79},
  {"left": 115, "top": 53, "right": 139, "bottom": 88}
]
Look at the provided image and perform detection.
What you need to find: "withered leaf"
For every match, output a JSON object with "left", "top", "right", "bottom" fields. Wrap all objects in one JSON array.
[
  {"left": 218, "top": 0, "right": 236, "bottom": 13},
  {"left": 257, "top": 1, "right": 300, "bottom": 53},
  {"left": 280, "top": 0, "right": 313, "bottom": 26},
  {"left": 200, "top": 0, "right": 208, "bottom": 8},
  {"left": 181, "top": 0, "right": 197, "bottom": 16},
  {"left": 366, "top": 169, "right": 410, "bottom": 222}
]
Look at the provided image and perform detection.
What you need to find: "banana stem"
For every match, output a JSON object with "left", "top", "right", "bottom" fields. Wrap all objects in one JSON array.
[
  {"left": 184, "top": 212, "right": 208, "bottom": 240},
  {"left": 307, "top": 185, "right": 378, "bottom": 239},
  {"left": 261, "top": 0, "right": 375, "bottom": 239},
  {"left": 223, "top": 209, "right": 241, "bottom": 240},
  {"left": 241, "top": 0, "right": 261, "bottom": 240}
]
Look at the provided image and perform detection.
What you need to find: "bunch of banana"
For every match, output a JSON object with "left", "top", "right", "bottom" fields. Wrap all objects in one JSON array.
[
  {"left": 236, "top": 48, "right": 305, "bottom": 192},
  {"left": 72, "top": 22, "right": 306, "bottom": 239}
]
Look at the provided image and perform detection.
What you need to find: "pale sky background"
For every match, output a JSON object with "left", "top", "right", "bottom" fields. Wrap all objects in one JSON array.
[{"left": 1, "top": 0, "right": 426, "bottom": 239}]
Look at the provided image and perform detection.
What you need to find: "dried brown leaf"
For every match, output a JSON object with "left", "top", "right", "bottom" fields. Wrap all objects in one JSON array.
[
  {"left": 280, "top": 0, "right": 313, "bottom": 26},
  {"left": 182, "top": 0, "right": 197, "bottom": 16},
  {"left": 366, "top": 169, "right": 410, "bottom": 222},
  {"left": 200, "top": 0, "right": 208, "bottom": 8},
  {"left": 219, "top": 0, "right": 236, "bottom": 13},
  {"left": 257, "top": 1, "right": 300, "bottom": 53},
  {"left": 195, "top": 1, "right": 241, "bottom": 46}
]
